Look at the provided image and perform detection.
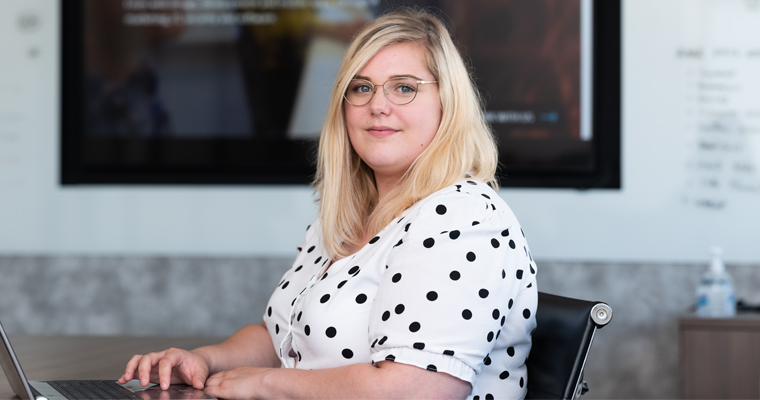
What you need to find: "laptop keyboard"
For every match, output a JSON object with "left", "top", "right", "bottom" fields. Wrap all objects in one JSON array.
[{"left": 45, "top": 380, "right": 142, "bottom": 400}]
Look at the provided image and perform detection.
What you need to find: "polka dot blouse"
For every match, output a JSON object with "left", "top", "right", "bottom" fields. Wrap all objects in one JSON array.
[{"left": 263, "top": 179, "right": 538, "bottom": 399}]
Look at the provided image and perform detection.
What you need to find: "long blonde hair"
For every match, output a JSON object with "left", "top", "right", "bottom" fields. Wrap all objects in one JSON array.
[{"left": 314, "top": 8, "right": 498, "bottom": 259}]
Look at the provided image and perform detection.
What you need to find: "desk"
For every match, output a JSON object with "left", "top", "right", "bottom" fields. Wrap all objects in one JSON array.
[
  {"left": 680, "top": 315, "right": 760, "bottom": 399},
  {"left": 0, "top": 336, "right": 221, "bottom": 399}
]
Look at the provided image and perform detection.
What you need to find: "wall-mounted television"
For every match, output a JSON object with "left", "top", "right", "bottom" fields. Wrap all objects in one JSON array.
[{"left": 61, "top": 0, "right": 620, "bottom": 188}]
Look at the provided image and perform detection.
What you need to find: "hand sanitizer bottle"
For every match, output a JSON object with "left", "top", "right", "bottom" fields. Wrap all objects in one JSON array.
[{"left": 696, "top": 247, "right": 736, "bottom": 318}]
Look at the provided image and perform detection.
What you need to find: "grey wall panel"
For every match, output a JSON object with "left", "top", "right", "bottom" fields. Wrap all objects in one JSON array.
[{"left": 0, "top": 256, "right": 291, "bottom": 336}]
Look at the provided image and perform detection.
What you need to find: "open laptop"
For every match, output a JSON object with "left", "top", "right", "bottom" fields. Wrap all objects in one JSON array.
[{"left": 0, "top": 320, "right": 216, "bottom": 400}]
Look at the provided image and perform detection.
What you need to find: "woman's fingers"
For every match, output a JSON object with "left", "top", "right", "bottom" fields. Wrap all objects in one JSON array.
[
  {"left": 137, "top": 351, "right": 166, "bottom": 386},
  {"left": 203, "top": 368, "right": 263, "bottom": 400},
  {"left": 201, "top": 385, "right": 222, "bottom": 398},
  {"left": 179, "top": 354, "right": 209, "bottom": 390},
  {"left": 158, "top": 349, "right": 183, "bottom": 390},
  {"left": 201, "top": 373, "right": 228, "bottom": 399},
  {"left": 118, "top": 354, "right": 144, "bottom": 383},
  {"left": 204, "top": 370, "right": 225, "bottom": 387},
  {"left": 192, "top": 375, "right": 205, "bottom": 390},
  {"left": 120, "top": 348, "right": 209, "bottom": 390}
]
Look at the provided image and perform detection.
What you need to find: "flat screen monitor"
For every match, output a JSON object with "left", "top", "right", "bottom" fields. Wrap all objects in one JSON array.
[{"left": 61, "top": 0, "right": 620, "bottom": 188}]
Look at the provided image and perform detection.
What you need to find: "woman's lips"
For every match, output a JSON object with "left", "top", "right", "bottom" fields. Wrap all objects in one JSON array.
[{"left": 367, "top": 126, "right": 400, "bottom": 137}]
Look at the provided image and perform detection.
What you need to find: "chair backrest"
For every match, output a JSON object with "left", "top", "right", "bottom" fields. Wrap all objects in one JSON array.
[{"left": 525, "top": 292, "right": 612, "bottom": 400}]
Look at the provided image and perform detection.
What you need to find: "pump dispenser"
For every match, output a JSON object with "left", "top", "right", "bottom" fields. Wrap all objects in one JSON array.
[{"left": 696, "top": 247, "right": 736, "bottom": 318}]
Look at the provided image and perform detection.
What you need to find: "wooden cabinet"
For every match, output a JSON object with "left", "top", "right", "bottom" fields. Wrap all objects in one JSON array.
[{"left": 680, "top": 316, "right": 760, "bottom": 399}]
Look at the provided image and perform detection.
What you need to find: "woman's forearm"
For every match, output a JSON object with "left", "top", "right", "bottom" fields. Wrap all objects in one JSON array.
[
  {"left": 193, "top": 321, "right": 280, "bottom": 374},
  {"left": 257, "top": 361, "right": 470, "bottom": 400}
]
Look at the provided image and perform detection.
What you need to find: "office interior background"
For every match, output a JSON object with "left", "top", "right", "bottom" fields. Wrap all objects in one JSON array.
[{"left": 1, "top": 0, "right": 759, "bottom": 398}]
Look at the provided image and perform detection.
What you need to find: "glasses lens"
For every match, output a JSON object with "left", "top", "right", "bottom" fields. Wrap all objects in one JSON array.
[
  {"left": 345, "top": 79, "right": 374, "bottom": 105},
  {"left": 386, "top": 78, "right": 418, "bottom": 105}
]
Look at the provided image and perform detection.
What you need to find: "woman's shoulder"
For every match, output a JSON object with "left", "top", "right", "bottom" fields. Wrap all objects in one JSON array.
[
  {"left": 412, "top": 178, "right": 515, "bottom": 219},
  {"left": 401, "top": 179, "right": 521, "bottom": 242}
]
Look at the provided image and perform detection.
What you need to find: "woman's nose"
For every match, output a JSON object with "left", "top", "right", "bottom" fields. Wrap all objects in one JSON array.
[{"left": 368, "top": 86, "right": 391, "bottom": 115}]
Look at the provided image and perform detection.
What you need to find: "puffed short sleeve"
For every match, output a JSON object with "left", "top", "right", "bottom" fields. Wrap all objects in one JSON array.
[{"left": 368, "top": 187, "right": 533, "bottom": 384}]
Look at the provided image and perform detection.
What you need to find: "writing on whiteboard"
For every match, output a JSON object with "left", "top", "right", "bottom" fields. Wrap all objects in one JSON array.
[{"left": 679, "top": 43, "right": 760, "bottom": 211}]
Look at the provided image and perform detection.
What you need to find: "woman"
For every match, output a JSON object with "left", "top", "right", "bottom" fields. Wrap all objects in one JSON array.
[{"left": 119, "top": 8, "right": 537, "bottom": 400}]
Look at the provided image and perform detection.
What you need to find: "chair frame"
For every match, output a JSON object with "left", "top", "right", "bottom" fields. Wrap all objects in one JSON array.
[{"left": 525, "top": 292, "right": 612, "bottom": 400}]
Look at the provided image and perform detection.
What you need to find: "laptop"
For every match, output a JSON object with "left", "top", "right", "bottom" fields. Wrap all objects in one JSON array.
[{"left": 0, "top": 320, "right": 217, "bottom": 400}]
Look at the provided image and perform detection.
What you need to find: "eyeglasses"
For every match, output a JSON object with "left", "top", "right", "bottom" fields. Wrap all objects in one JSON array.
[{"left": 344, "top": 77, "right": 438, "bottom": 106}]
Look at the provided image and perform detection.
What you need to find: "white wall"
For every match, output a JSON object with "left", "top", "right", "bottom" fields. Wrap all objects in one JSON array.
[{"left": 0, "top": 0, "right": 758, "bottom": 263}]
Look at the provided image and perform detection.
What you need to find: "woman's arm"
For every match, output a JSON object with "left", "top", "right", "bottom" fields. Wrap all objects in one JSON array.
[
  {"left": 119, "top": 321, "right": 279, "bottom": 390},
  {"left": 203, "top": 360, "right": 471, "bottom": 400},
  {"left": 195, "top": 321, "right": 280, "bottom": 373}
]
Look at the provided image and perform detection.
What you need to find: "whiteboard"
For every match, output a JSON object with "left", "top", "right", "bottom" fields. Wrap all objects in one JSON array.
[{"left": 0, "top": 0, "right": 758, "bottom": 264}]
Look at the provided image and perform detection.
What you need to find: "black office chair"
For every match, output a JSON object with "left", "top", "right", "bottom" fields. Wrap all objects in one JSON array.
[{"left": 525, "top": 292, "right": 613, "bottom": 400}]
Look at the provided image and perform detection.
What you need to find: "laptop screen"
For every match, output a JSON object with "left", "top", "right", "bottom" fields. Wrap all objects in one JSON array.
[{"left": 0, "top": 320, "right": 35, "bottom": 400}]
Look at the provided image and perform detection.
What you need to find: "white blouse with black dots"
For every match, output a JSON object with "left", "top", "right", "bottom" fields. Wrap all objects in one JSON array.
[{"left": 263, "top": 179, "right": 538, "bottom": 400}]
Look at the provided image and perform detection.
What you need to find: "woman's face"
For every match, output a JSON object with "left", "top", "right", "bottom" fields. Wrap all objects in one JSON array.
[{"left": 345, "top": 42, "right": 441, "bottom": 185}]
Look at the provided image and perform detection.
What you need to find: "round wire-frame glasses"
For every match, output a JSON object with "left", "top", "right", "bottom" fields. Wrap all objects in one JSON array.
[{"left": 344, "top": 77, "right": 438, "bottom": 106}]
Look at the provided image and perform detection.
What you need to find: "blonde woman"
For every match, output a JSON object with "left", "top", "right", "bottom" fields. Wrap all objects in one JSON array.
[{"left": 120, "top": 8, "right": 537, "bottom": 400}]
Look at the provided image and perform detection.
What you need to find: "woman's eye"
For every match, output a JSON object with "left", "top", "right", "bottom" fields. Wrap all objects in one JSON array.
[
  {"left": 351, "top": 83, "right": 372, "bottom": 93},
  {"left": 393, "top": 84, "right": 416, "bottom": 94}
]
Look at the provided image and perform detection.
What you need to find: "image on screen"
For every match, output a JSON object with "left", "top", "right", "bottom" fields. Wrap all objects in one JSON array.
[{"left": 63, "top": 0, "right": 619, "bottom": 187}]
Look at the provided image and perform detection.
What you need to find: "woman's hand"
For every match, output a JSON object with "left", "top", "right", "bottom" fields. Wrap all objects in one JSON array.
[
  {"left": 117, "top": 347, "right": 211, "bottom": 391},
  {"left": 203, "top": 366, "right": 272, "bottom": 400}
]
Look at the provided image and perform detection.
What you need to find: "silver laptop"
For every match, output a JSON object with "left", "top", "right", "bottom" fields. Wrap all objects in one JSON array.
[{"left": 0, "top": 320, "right": 216, "bottom": 400}]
